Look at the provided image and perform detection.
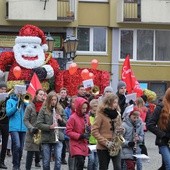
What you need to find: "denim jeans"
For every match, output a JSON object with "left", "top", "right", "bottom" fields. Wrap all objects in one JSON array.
[
  {"left": 42, "top": 142, "right": 63, "bottom": 170},
  {"left": 10, "top": 131, "right": 26, "bottom": 169},
  {"left": 136, "top": 158, "right": 142, "bottom": 170},
  {"left": 88, "top": 151, "right": 99, "bottom": 170},
  {"left": 25, "top": 151, "right": 40, "bottom": 170},
  {"left": 159, "top": 145, "right": 170, "bottom": 170}
]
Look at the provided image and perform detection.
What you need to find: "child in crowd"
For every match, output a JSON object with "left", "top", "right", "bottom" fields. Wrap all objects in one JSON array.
[
  {"left": 92, "top": 93, "right": 123, "bottom": 170},
  {"left": 66, "top": 97, "right": 90, "bottom": 170},
  {"left": 121, "top": 106, "right": 144, "bottom": 170},
  {"left": 88, "top": 99, "right": 99, "bottom": 170}
]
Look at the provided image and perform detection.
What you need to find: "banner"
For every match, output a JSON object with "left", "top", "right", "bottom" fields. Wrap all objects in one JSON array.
[{"left": 121, "top": 55, "right": 143, "bottom": 96}]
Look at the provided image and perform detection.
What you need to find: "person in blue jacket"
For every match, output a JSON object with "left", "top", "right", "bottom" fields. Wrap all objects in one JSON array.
[{"left": 6, "top": 91, "right": 27, "bottom": 170}]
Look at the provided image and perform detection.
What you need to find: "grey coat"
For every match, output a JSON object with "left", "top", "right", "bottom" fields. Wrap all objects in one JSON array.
[
  {"left": 36, "top": 106, "right": 67, "bottom": 143},
  {"left": 121, "top": 117, "right": 144, "bottom": 160},
  {"left": 24, "top": 102, "right": 40, "bottom": 151}
]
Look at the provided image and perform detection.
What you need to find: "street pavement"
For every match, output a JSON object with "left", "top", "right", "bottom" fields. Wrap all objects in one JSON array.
[{"left": 3, "top": 131, "right": 161, "bottom": 170}]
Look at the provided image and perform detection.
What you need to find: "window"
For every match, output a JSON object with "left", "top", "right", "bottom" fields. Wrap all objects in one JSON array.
[
  {"left": 77, "top": 27, "right": 107, "bottom": 54},
  {"left": 120, "top": 29, "right": 170, "bottom": 61},
  {"left": 121, "top": 30, "right": 133, "bottom": 59},
  {"left": 137, "top": 30, "right": 153, "bottom": 60},
  {"left": 155, "top": 31, "right": 170, "bottom": 61}
]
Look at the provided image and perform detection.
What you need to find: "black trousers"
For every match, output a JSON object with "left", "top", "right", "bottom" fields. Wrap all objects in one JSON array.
[
  {"left": 0, "top": 123, "right": 9, "bottom": 163},
  {"left": 73, "top": 155, "right": 85, "bottom": 170},
  {"left": 25, "top": 151, "right": 40, "bottom": 170},
  {"left": 97, "top": 149, "right": 121, "bottom": 170}
]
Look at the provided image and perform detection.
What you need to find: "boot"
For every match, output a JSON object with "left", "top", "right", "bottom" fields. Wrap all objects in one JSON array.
[
  {"left": 6, "top": 149, "right": 11, "bottom": 157},
  {"left": 0, "top": 162, "right": 7, "bottom": 169},
  {"left": 35, "top": 162, "right": 41, "bottom": 167}
]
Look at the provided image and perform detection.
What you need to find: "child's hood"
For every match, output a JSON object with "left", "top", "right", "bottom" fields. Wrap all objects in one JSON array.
[{"left": 74, "top": 97, "right": 89, "bottom": 116}]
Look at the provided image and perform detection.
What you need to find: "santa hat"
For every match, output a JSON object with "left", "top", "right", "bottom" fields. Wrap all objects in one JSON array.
[{"left": 15, "top": 24, "right": 48, "bottom": 51}]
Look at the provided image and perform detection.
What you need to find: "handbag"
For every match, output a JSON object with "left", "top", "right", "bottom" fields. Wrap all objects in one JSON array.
[{"left": 33, "top": 130, "right": 41, "bottom": 145}]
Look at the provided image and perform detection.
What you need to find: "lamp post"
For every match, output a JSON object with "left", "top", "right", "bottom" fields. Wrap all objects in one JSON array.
[
  {"left": 63, "top": 35, "right": 78, "bottom": 62},
  {"left": 46, "top": 32, "right": 54, "bottom": 52}
]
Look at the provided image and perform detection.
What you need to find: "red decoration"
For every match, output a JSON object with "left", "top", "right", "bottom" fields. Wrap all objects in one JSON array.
[
  {"left": 68, "top": 62, "right": 78, "bottom": 75},
  {"left": 91, "top": 59, "right": 98, "bottom": 70},
  {"left": 13, "top": 66, "right": 21, "bottom": 79},
  {"left": 89, "top": 72, "right": 94, "bottom": 80},
  {"left": 81, "top": 69, "right": 89, "bottom": 80},
  {"left": 55, "top": 68, "right": 110, "bottom": 96}
]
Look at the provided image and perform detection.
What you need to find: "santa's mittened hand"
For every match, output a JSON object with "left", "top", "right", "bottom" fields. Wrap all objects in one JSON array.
[{"left": 33, "top": 67, "right": 47, "bottom": 81}]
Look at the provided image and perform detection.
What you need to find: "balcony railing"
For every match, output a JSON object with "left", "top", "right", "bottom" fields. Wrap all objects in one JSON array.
[
  {"left": 124, "top": 0, "right": 141, "bottom": 21},
  {"left": 5, "top": 0, "right": 75, "bottom": 22},
  {"left": 57, "top": 0, "right": 75, "bottom": 21}
]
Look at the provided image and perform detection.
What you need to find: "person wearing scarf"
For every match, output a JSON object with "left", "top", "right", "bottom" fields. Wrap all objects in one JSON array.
[{"left": 24, "top": 89, "right": 45, "bottom": 170}]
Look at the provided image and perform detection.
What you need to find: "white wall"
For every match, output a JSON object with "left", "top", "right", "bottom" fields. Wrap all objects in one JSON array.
[
  {"left": 8, "top": 0, "right": 57, "bottom": 21},
  {"left": 142, "top": 0, "right": 170, "bottom": 23}
]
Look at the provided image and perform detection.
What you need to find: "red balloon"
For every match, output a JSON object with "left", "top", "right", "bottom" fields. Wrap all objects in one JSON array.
[
  {"left": 89, "top": 72, "right": 94, "bottom": 80},
  {"left": 81, "top": 69, "right": 89, "bottom": 80},
  {"left": 68, "top": 62, "right": 78, "bottom": 75},
  {"left": 91, "top": 59, "right": 98, "bottom": 70},
  {"left": 13, "top": 66, "right": 21, "bottom": 79}
]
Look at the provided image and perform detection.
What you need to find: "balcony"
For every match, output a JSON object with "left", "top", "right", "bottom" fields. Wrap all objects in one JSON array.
[
  {"left": 6, "top": 0, "right": 76, "bottom": 22},
  {"left": 117, "top": 0, "right": 170, "bottom": 23}
]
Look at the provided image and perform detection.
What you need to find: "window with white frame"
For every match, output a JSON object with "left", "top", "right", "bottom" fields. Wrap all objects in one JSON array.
[
  {"left": 77, "top": 27, "right": 107, "bottom": 54},
  {"left": 120, "top": 29, "right": 170, "bottom": 61},
  {"left": 121, "top": 30, "right": 133, "bottom": 59}
]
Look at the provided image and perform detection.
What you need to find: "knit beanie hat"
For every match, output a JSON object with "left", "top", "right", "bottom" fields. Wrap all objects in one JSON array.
[
  {"left": 104, "top": 86, "right": 113, "bottom": 93},
  {"left": 0, "top": 81, "right": 7, "bottom": 88},
  {"left": 117, "top": 81, "right": 126, "bottom": 90}
]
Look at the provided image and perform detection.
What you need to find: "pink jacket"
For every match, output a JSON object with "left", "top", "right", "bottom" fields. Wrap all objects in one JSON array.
[{"left": 66, "top": 97, "right": 90, "bottom": 157}]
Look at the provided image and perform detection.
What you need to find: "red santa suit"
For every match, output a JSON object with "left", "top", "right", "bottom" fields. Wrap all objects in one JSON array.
[{"left": 0, "top": 25, "right": 59, "bottom": 90}]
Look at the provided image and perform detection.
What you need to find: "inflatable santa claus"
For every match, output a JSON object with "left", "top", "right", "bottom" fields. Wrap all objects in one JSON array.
[{"left": 0, "top": 24, "right": 59, "bottom": 90}]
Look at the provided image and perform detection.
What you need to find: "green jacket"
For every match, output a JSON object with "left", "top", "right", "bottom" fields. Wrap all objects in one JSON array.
[
  {"left": 36, "top": 106, "right": 67, "bottom": 143},
  {"left": 89, "top": 115, "right": 97, "bottom": 145}
]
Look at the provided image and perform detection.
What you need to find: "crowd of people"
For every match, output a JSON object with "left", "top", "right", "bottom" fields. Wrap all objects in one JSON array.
[{"left": 0, "top": 80, "right": 170, "bottom": 170}]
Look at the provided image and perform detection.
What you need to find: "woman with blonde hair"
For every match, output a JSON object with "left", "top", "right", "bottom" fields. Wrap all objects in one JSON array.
[
  {"left": 147, "top": 88, "right": 170, "bottom": 170},
  {"left": 92, "top": 93, "right": 124, "bottom": 170},
  {"left": 36, "top": 91, "right": 67, "bottom": 170}
]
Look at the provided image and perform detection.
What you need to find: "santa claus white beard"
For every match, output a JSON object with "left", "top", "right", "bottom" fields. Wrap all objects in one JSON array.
[{"left": 13, "top": 45, "right": 45, "bottom": 69}]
